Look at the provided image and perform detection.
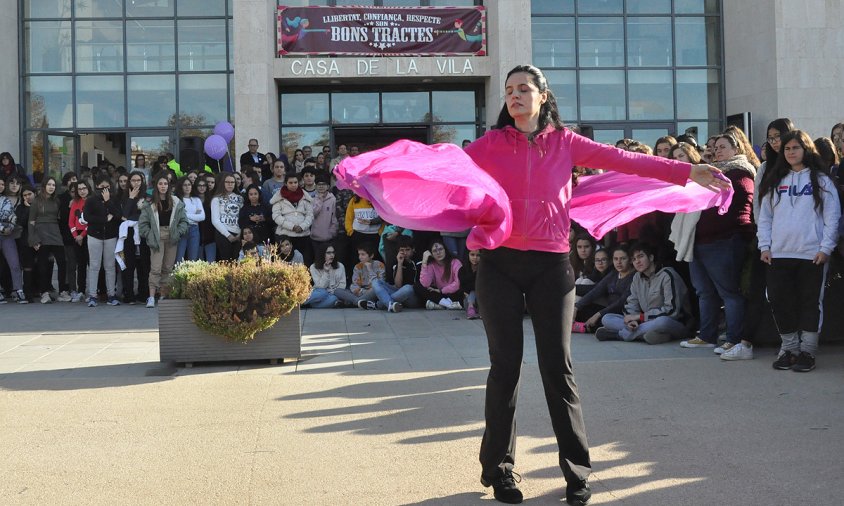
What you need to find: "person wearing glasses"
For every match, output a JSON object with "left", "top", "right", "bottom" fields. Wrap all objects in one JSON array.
[{"left": 210, "top": 173, "right": 244, "bottom": 261}]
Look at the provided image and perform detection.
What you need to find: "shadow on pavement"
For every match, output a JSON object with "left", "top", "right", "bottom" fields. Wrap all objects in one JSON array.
[{"left": 0, "top": 362, "right": 177, "bottom": 390}]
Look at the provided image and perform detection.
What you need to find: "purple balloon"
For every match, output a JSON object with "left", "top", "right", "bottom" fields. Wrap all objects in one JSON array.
[
  {"left": 213, "top": 121, "right": 235, "bottom": 143},
  {"left": 204, "top": 135, "right": 228, "bottom": 160}
]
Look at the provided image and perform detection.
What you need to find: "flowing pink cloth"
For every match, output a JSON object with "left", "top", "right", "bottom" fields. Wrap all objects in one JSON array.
[
  {"left": 334, "top": 140, "right": 733, "bottom": 247},
  {"left": 334, "top": 140, "right": 512, "bottom": 250},
  {"left": 569, "top": 171, "right": 734, "bottom": 239}
]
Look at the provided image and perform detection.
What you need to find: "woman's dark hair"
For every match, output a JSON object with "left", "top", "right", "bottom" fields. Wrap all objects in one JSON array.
[
  {"left": 175, "top": 176, "right": 193, "bottom": 199},
  {"left": 759, "top": 130, "right": 830, "bottom": 212},
  {"left": 126, "top": 170, "right": 147, "bottom": 200},
  {"left": 814, "top": 137, "right": 839, "bottom": 169},
  {"left": 244, "top": 183, "right": 262, "bottom": 204},
  {"left": 4, "top": 174, "right": 26, "bottom": 196},
  {"left": 0, "top": 152, "right": 16, "bottom": 166},
  {"left": 428, "top": 239, "right": 456, "bottom": 281},
  {"left": 71, "top": 180, "right": 90, "bottom": 202},
  {"left": 570, "top": 233, "right": 596, "bottom": 277},
  {"left": 763, "top": 117, "right": 795, "bottom": 168},
  {"left": 150, "top": 172, "right": 173, "bottom": 212},
  {"left": 61, "top": 171, "right": 77, "bottom": 186},
  {"left": 313, "top": 242, "right": 338, "bottom": 270},
  {"left": 494, "top": 64, "right": 565, "bottom": 135}
]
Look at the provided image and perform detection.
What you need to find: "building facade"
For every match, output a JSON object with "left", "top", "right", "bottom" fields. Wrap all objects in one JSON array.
[{"left": 3, "top": 0, "right": 844, "bottom": 180}]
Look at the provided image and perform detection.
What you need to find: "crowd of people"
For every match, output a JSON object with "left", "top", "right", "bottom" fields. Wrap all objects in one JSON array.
[{"left": 2, "top": 117, "right": 844, "bottom": 372}]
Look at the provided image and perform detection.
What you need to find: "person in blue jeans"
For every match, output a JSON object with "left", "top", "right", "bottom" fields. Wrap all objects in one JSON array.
[
  {"left": 372, "top": 235, "right": 419, "bottom": 312},
  {"left": 598, "top": 242, "right": 691, "bottom": 344},
  {"left": 303, "top": 243, "right": 346, "bottom": 308},
  {"left": 175, "top": 176, "right": 205, "bottom": 262}
]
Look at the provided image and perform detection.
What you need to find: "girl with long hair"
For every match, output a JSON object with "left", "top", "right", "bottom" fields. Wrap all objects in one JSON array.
[
  {"left": 303, "top": 242, "right": 345, "bottom": 308},
  {"left": 67, "top": 180, "right": 90, "bottom": 304},
  {"left": 175, "top": 176, "right": 205, "bottom": 262},
  {"left": 29, "top": 177, "right": 70, "bottom": 304},
  {"left": 84, "top": 176, "right": 123, "bottom": 306},
  {"left": 462, "top": 64, "right": 726, "bottom": 504},
  {"left": 0, "top": 177, "right": 26, "bottom": 303},
  {"left": 414, "top": 239, "right": 463, "bottom": 310},
  {"left": 757, "top": 130, "right": 841, "bottom": 372},
  {"left": 138, "top": 173, "right": 188, "bottom": 308},
  {"left": 197, "top": 173, "right": 216, "bottom": 261},
  {"left": 210, "top": 172, "right": 243, "bottom": 261}
]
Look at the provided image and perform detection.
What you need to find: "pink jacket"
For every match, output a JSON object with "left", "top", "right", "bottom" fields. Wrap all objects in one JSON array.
[
  {"left": 464, "top": 125, "right": 692, "bottom": 253},
  {"left": 419, "top": 258, "right": 462, "bottom": 295}
]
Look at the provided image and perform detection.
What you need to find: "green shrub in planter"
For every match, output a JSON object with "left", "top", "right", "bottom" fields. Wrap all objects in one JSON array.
[
  {"left": 178, "top": 258, "right": 311, "bottom": 343},
  {"left": 169, "top": 261, "right": 214, "bottom": 299}
]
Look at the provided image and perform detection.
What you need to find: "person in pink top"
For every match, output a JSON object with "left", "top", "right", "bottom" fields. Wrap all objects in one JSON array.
[
  {"left": 413, "top": 239, "right": 462, "bottom": 310},
  {"left": 462, "top": 65, "right": 729, "bottom": 505}
]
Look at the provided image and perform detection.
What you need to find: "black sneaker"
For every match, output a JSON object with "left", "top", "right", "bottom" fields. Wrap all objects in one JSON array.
[
  {"left": 595, "top": 327, "right": 619, "bottom": 342},
  {"left": 566, "top": 479, "right": 591, "bottom": 506},
  {"left": 792, "top": 351, "right": 815, "bottom": 372},
  {"left": 772, "top": 350, "right": 797, "bottom": 370},
  {"left": 481, "top": 470, "right": 523, "bottom": 504}
]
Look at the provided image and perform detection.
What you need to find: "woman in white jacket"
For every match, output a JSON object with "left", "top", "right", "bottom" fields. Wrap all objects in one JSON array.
[
  {"left": 270, "top": 173, "right": 314, "bottom": 265},
  {"left": 757, "top": 130, "right": 841, "bottom": 372},
  {"left": 303, "top": 243, "right": 345, "bottom": 308}
]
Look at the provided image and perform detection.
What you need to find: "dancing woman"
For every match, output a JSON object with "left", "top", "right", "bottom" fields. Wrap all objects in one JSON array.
[{"left": 463, "top": 64, "right": 728, "bottom": 505}]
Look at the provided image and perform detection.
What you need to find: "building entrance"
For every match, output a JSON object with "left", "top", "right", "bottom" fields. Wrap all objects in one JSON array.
[{"left": 333, "top": 125, "right": 428, "bottom": 153}]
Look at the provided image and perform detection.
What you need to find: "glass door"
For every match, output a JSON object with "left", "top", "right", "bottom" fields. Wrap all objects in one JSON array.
[
  {"left": 129, "top": 131, "right": 175, "bottom": 177},
  {"left": 45, "top": 132, "right": 77, "bottom": 182}
]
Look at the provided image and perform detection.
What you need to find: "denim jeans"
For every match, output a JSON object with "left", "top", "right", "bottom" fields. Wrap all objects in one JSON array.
[
  {"left": 304, "top": 288, "right": 338, "bottom": 308},
  {"left": 372, "top": 279, "right": 419, "bottom": 308},
  {"left": 176, "top": 224, "right": 201, "bottom": 263},
  {"left": 689, "top": 234, "right": 747, "bottom": 344},
  {"left": 601, "top": 313, "right": 687, "bottom": 343},
  {"left": 202, "top": 242, "right": 216, "bottom": 263}
]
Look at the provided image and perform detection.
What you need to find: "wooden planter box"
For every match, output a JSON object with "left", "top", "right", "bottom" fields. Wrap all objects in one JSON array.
[{"left": 158, "top": 299, "right": 301, "bottom": 367}]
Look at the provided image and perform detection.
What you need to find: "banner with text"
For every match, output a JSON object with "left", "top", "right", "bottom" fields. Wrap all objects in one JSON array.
[{"left": 277, "top": 5, "right": 486, "bottom": 56}]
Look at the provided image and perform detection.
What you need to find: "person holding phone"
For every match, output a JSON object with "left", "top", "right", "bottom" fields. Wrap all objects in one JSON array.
[{"left": 84, "top": 177, "right": 123, "bottom": 307}]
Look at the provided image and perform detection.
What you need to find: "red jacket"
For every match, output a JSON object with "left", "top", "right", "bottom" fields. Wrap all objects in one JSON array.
[
  {"left": 464, "top": 125, "right": 691, "bottom": 253},
  {"left": 68, "top": 199, "right": 88, "bottom": 239}
]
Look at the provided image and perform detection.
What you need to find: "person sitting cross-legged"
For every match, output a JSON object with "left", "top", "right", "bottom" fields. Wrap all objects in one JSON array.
[
  {"left": 595, "top": 242, "right": 692, "bottom": 344},
  {"left": 372, "top": 235, "right": 421, "bottom": 312},
  {"left": 334, "top": 241, "right": 385, "bottom": 309}
]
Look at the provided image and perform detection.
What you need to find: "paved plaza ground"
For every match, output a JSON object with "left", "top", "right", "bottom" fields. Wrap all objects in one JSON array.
[{"left": 1, "top": 303, "right": 843, "bottom": 505}]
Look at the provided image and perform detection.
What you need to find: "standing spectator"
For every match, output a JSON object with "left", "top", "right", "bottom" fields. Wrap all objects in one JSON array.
[
  {"left": 211, "top": 173, "right": 244, "bottom": 261},
  {"left": 67, "top": 180, "right": 90, "bottom": 303},
  {"left": 175, "top": 176, "right": 205, "bottom": 262},
  {"left": 238, "top": 184, "right": 272, "bottom": 244},
  {"left": 261, "top": 160, "right": 287, "bottom": 204},
  {"left": 329, "top": 144, "right": 348, "bottom": 171},
  {"left": 138, "top": 173, "right": 188, "bottom": 308},
  {"left": 0, "top": 152, "right": 27, "bottom": 181},
  {"left": 653, "top": 135, "right": 677, "bottom": 158},
  {"left": 345, "top": 195, "right": 383, "bottom": 260},
  {"left": 239, "top": 138, "right": 270, "bottom": 177},
  {"left": 310, "top": 173, "right": 337, "bottom": 254},
  {"left": 29, "top": 177, "right": 70, "bottom": 304},
  {"left": 292, "top": 149, "right": 305, "bottom": 172},
  {"left": 757, "top": 130, "right": 841, "bottom": 372},
  {"left": 16, "top": 184, "right": 37, "bottom": 299},
  {"left": 119, "top": 171, "right": 149, "bottom": 304},
  {"left": 300, "top": 167, "right": 318, "bottom": 198},
  {"left": 198, "top": 173, "right": 216, "bottom": 261},
  {"left": 84, "top": 177, "right": 122, "bottom": 307},
  {"left": 58, "top": 174, "right": 81, "bottom": 302},
  {"left": 0, "top": 178, "right": 26, "bottom": 303},
  {"left": 271, "top": 173, "right": 314, "bottom": 265},
  {"left": 134, "top": 154, "right": 149, "bottom": 181}
]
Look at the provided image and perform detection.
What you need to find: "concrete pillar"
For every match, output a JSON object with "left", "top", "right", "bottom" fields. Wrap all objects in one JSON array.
[
  {"left": 0, "top": 0, "right": 20, "bottom": 161},
  {"left": 483, "top": 0, "right": 532, "bottom": 129},
  {"left": 233, "top": 0, "right": 280, "bottom": 168}
]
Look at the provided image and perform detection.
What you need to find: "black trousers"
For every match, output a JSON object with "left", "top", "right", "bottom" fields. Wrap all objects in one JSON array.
[
  {"left": 766, "top": 257, "right": 825, "bottom": 334},
  {"left": 215, "top": 231, "right": 240, "bottom": 261},
  {"left": 122, "top": 229, "right": 150, "bottom": 301},
  {"left": 477, "top": 247, "right": 590, "bottom": 484},
  {"left": 36, "top": 244, "right": 68, "bottom": 294}
]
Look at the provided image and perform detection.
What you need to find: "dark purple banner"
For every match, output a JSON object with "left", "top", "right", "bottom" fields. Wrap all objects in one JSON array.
[{"left": 277, "top": 6, "right": 486, "bottom": 56}]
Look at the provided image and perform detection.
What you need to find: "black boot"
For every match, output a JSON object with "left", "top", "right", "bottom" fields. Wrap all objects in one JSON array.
[
  {"left": 481, "top": 470, "right": 523, "bottom": 504},
  {"left": 566, "top": 479, "right": 591, "bottom": 506}
]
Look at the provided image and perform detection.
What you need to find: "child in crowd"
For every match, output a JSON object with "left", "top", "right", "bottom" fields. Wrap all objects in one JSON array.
[
  {"left": 335, "top": 242, "right": 385, "bottom": 309},
  {"left": 303, "top": 243, "right": 346, "bottom": 308},
  {"left": 415, "top": 239, "right": 463, "bottom": 310},
  {"left": 757, "top": 130, "right": 841, "bottom": 372},
  {"left": 596, "top": 242, "right": 691, "bottom": 344}
]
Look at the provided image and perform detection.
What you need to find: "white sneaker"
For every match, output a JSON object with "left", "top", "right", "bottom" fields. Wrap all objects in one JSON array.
[
  {"left": 714, "top": 342, "right": 735, "bottom": 355},
  {"left": 40, "top": 292, "right": 52, "bottom": 304},
  {"left": 0, "top": 293, "right": 5, "bottom": 304},
  {"left": 438, "top": 297, "right": 454, "bottom": 308},
  {"left": 388, "top": 301, "right": 403, "bottom": 313},
  {"left": 70, "top": 291, "right": 83, "bottom": 303},
  {"left": 14, "top": 290, "right": 29, "bottom": 304},
  {"left": 448, "top": 301, "right": 463, "bottom": 310},
  {"left": 720, "top": 342, "right": 754, "bottom": 361},
  {"left": 57, "top": 290, "right": 72, "bottom": 302},
  {"left": 146, "top": 296, "right": 156, "bottom": 308},
  {"left": 426, "top": 300, "right": 445, "bottom": 310}
]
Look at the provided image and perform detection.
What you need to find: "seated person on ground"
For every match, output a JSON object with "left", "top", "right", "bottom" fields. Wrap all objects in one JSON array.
[{"left": 372, "top": 235, "right": 421, "bottom": 312}]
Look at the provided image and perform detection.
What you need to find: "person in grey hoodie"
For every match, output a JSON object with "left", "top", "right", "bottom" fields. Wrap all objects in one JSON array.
[
  {"left": 757, "top": 130, "right": 841, "bottom": 372},
  {"left": 597, "top": 242, "right": 690, "bottom": 344},
  {"left": 309, "top": 173, "right": 337, "bottom": 254}
]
